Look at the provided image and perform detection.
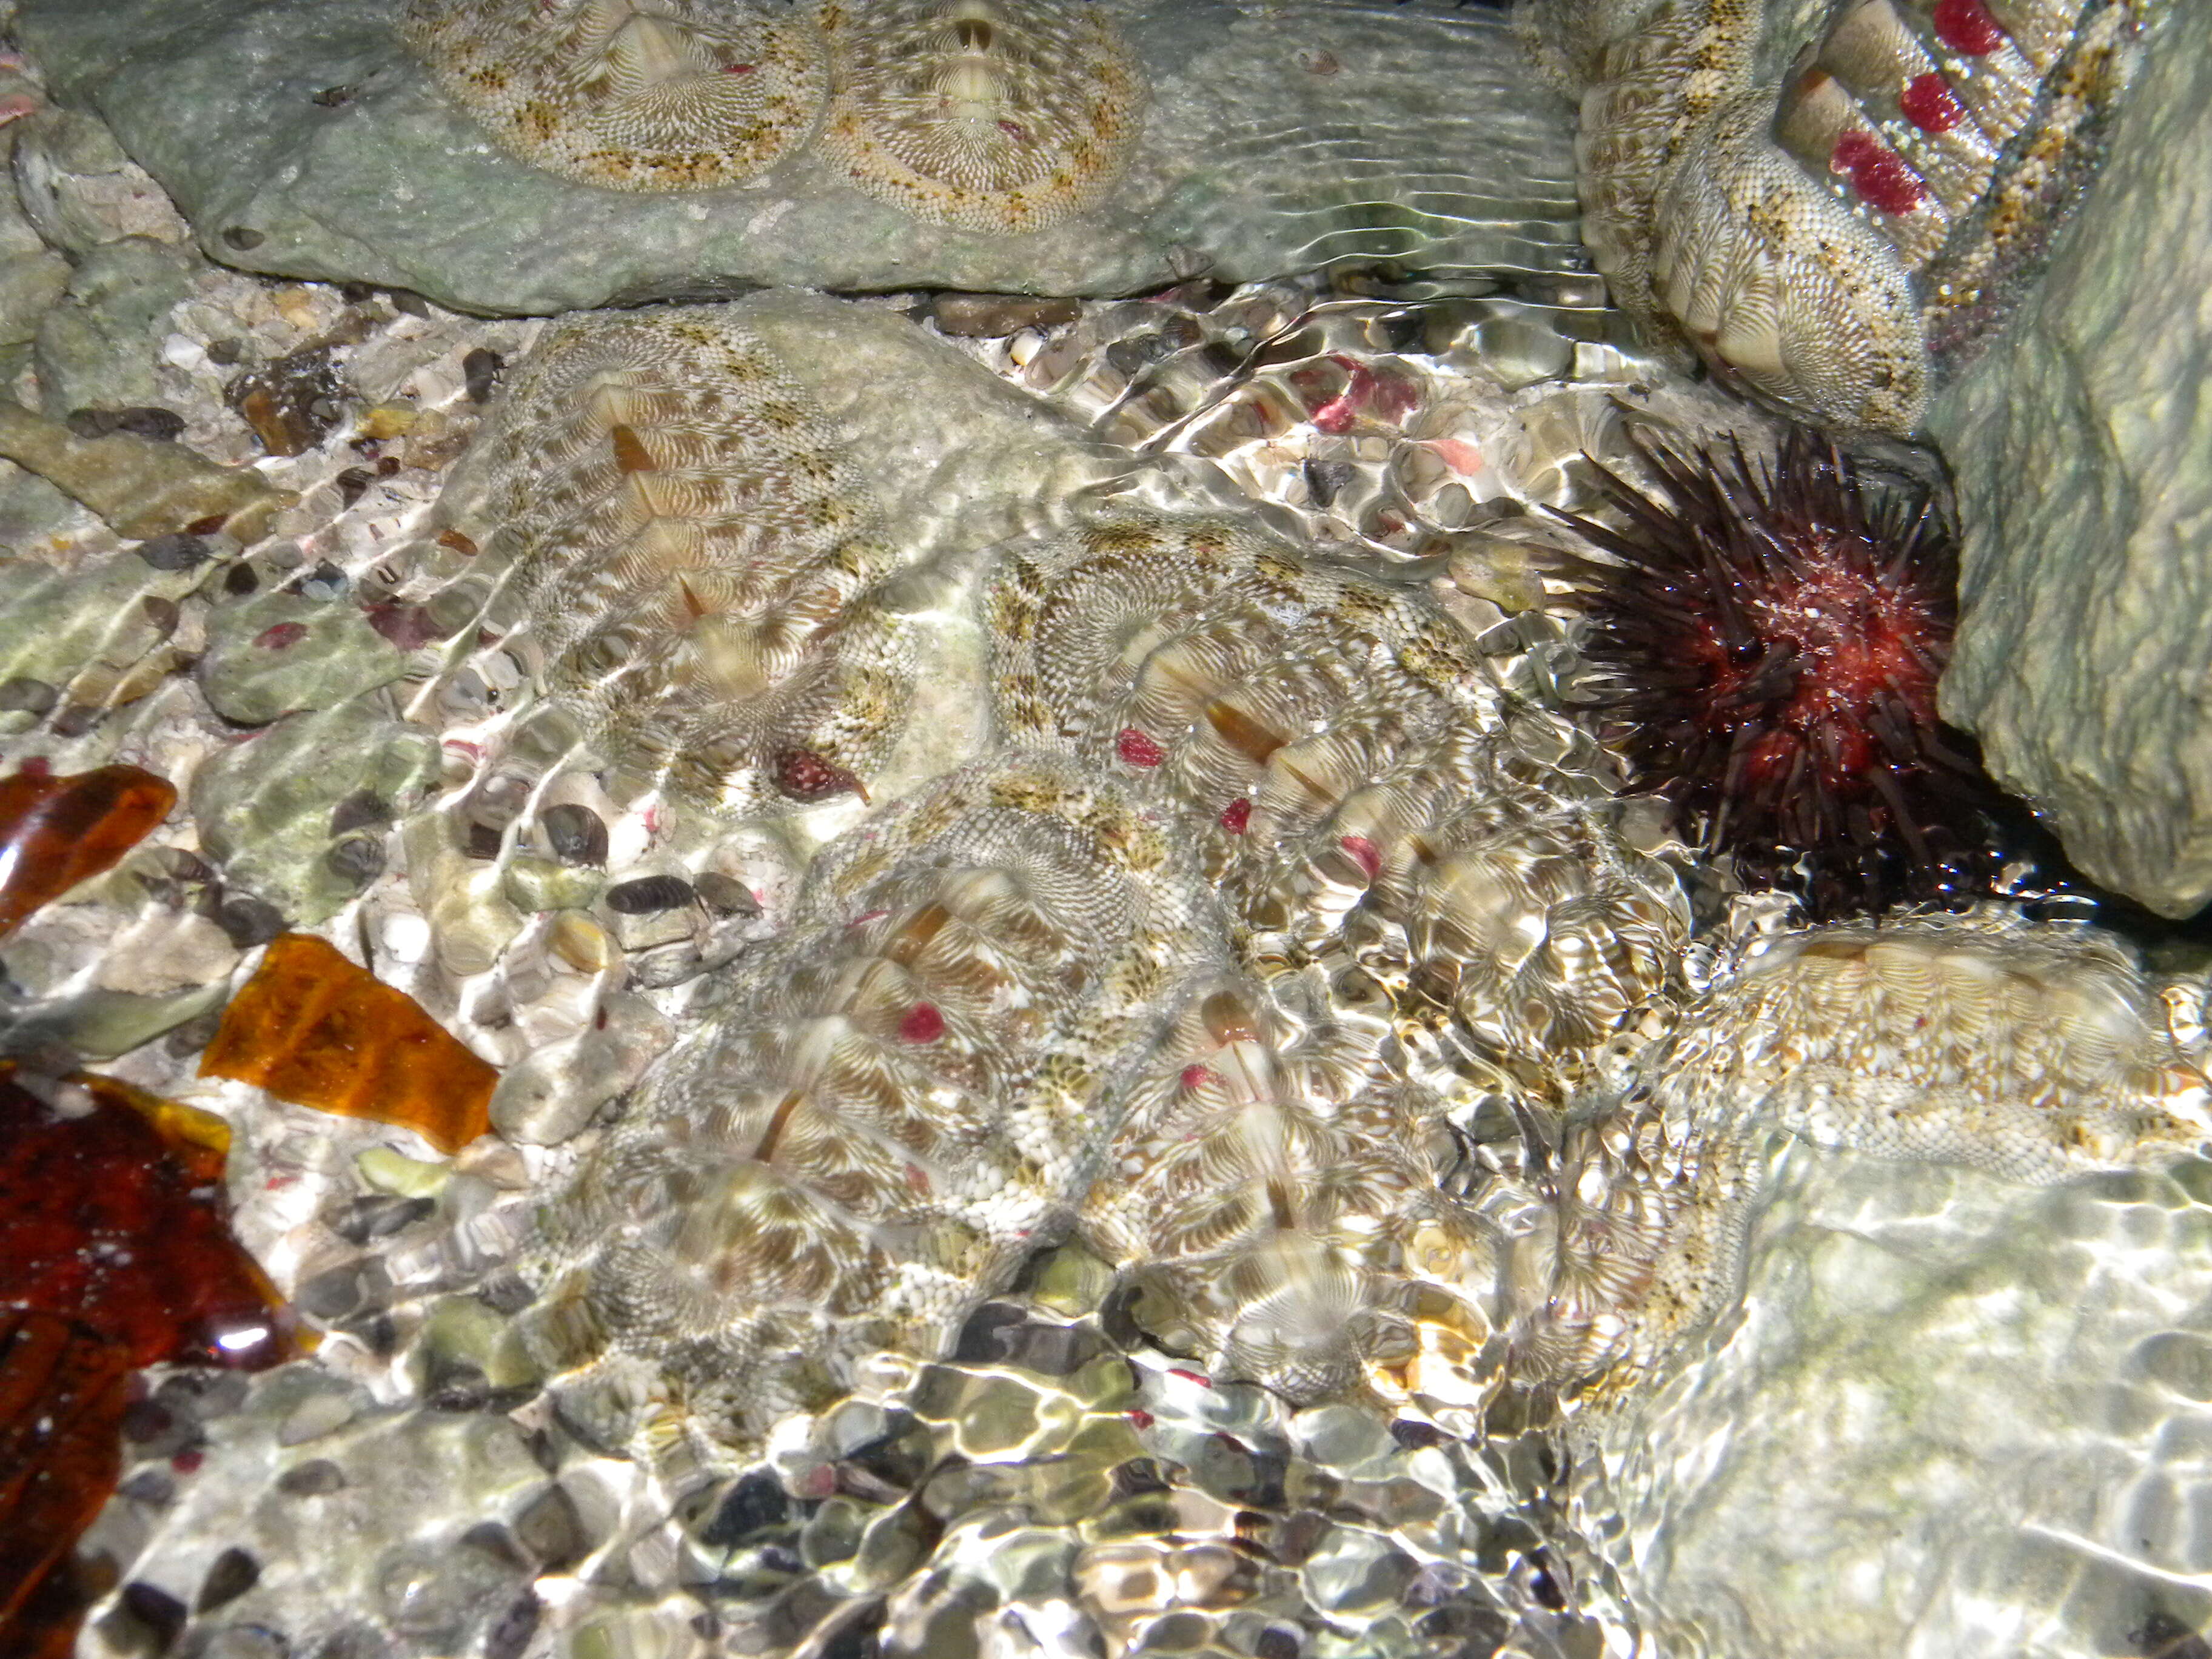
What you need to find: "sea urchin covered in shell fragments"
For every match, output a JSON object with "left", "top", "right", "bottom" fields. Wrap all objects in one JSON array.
[
  {"left": 431, "top": 303, "right": 912, "bottom": 813},
  {"left": 816, "top": 0, "right": 1145, "bottom": 232},
  {"left": 402, "top": 0, "right": 828, "bottom": 190},
  {"left": 988, "top": 506, "right": 1689, "bottom": 1100},
  {"left": 1560, "top": 423, "right": 1999, "bottom": 917},
  {"left": 1655, "top": 911, "right": 2212, "bottom": 1184},
  {"left": 1528, "top": 0, "right": 2162, "bottom": 431},
  {"left": 512, "top": 754, "right": 1213, "bottom": 1475},
  {"left": 1510, "top": 910, "right": 2212, "bottom": 1396},
  {"left": 1081, "top": 967, "right": 1504, "bottom": 1417}
]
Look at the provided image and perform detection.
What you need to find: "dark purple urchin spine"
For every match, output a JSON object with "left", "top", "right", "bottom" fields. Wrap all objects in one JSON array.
[{"left": 1556, "top": 423, "right": 2003, "bottom": 918}]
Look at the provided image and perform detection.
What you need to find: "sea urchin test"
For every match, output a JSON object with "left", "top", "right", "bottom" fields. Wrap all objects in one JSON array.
[
  {"left": 512, "top": 754, "right": 1218, "bottom": 1476},
  {"left": 989, "top": 505, "right": 1690, "bottom": 1107},
  {"left": 424, "top": 291, "right": 1119, "bottom": 817},
  {"left": 1522, "top": 0, "right": 2163, "bottom": 431},
  {"left": 402, "top": 0, "right": 829, "bottom": 189},
  {"left": 817, "top": 0, "right": 1146, "bottom": 232},
  {"left": 427, "top": 301, "right": 910, "bottom": 813}
]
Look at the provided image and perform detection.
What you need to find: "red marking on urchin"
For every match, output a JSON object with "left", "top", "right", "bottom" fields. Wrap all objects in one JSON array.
[
  {"left": 1115, "top": 727, "right": 1165, "bottom": 768},
  {"left": 1832, "top": 129, "right": 1926, "bottom": 216},
  {"left": 723, "top": 62, "right": 755, "bottom": 74},
  {"left": 1338, "top": 834, "right": 1382, "bottom": 880},
  {"left": 997, "top": 119, "right": 1028, "bottom": 142},
  {"left": 253, "top": 622, "right": 308, "bottom": 650},
  {"left": 1900, "top": 72, "right": 1965, "bottom": 135},
  {"left": 1219, "top": 797, "right": 1252, "bottom": 834},
  {"left": 1127, "top": 1409, "right": 1155, "bottom": 1429},
  {"left": 1932, "top": 0, "right": 2007, "bottom": 55},
  {"left": 1178, "top": 1064, "right": 1217, "bottom": 1090},
  {"left": 1307, "top": 357, "right": 1419, "bottom": 435},
  {"left": 1558, "top": 426, "right": 2003, "bottom": 918},
  {"left": 773, "top": 746, "right": 867, "bottom": 803},
  {"left": 1168, "top": 1367, "right": 1212, "bottom": 1387},
  {"left": 898, "top": 1002, "right": 946, "bottom": 1044}
]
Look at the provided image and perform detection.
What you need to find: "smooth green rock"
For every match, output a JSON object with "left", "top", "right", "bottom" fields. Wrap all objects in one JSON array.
[
  {"left": 189, "top": 697, "right": 437, "bottom": 921},
  {"left": 0, "top": 399, "right": 292, "bottom": 540},
  {"left": 501, "top": 854, "right": 602, "bottom": 914},
  {"left": 0, "top": 173, "right": 69, "bottom": 348},
  {"left": 33, "top": 235, "right": 198, "bottom": 416},
  {"left": 10, "top": 104, "right": 191, "bottom": 253},
  {"left": 196, "top": 591, "right": 411, "bottom": 725},
  {"left": 0, "top": 551, "right": 192, "bottom": 689}
]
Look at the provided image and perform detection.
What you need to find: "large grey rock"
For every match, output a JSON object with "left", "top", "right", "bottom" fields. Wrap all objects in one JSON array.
[
  {"left": 0, "top": 159, "right": 69, "bottom": 349},
  {"left": 15, "top": 0, "right": 1583, "bottom": 316},
  {"left": 8, "top": 104, "right": 193, "bottom": 255},
  {"left": 33, "top": 235, "right": 198, "bottom": 415},
  {"left": 1586, "top": 1139, "right": 2212, "bottom": 1659},
  {"left": 1934, "top": 5, "right": 2212, "bottom": 918}
]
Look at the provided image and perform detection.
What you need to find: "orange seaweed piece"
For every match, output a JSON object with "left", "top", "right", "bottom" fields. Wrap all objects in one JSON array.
[
  {"left": 0, "top": 763, "right": 176, "bottom": 940},
  {"left": 0, "top": 1065, "right": 289, "bottom": 1658},
  {"left": 199, "top": 933, "right": 497, "bottom": 1154}
]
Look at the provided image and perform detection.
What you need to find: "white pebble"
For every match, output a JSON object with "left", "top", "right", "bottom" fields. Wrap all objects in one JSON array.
[
  {"left": 380, "top": 910, "right": 432, "bottom": 964},
  {"left": 161, "top": 333, "right": 208, "bottom": 370}
]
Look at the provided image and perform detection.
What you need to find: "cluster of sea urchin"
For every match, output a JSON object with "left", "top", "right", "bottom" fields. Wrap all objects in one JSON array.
[{"left": 1560, "top": 424, "right": 2001, "bottom": 918}]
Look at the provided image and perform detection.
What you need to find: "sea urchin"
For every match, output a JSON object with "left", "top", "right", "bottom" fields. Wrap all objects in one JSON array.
[{"left": 1560, "top": 424, "right": 1999, "bottom": 917}]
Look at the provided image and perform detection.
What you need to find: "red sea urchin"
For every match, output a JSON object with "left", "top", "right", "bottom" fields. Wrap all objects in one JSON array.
[{"left": 1559, "top": 425, "right": 2000, "bottom": 917}]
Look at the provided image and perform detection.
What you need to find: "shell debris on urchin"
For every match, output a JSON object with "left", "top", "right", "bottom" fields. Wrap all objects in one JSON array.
[
  {"left": 1524, "top": 0, "right": 2163, "bottom": 431},
  {"left": 986, "top": 504, "right": 1690, "bottom": 1107},
  {"left": 815, "top": 0, "right": 1147, "bottom": 232},
  {"left": 1079, "top": 964, "right": 1507, "bottom": 1424},
  {"left": 429, "top": 303, "right": 916, "bottom": 815},
  {"left": 512, "top": 752, "right": 1218, "bottom": 1475},
  {"left": 1509, "top": 908, "right": 2212, "bottom": 1398},
  {"left": 402, "top": 0, "right": 828, "bottom": 190}
]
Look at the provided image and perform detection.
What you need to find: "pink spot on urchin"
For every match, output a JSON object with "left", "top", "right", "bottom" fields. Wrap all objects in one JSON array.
[
  {"left": 1178, "top": 1064, "right": 1217, "bottom": 1090},
  {"left": 253, "top": 622, "right": 308, "bottom": 650},
  {"left": 723, "top": 62, "right": 754, "bottom": 75},
  {"left": 1339, "top": 834, "right": 1382, "bottom": 880},
  {"left": 1116, "top": 728, "right": 1165, "bottom": 768},
  {"left": 365, "top": 603, "right": 441, "bottom": 651},
  {"left": 903, "top": 1162, "right": 931, "bottom": 1195},
  {"left": 846, "top": 907, "right": 890, "bottom": 930},
  {"left": 1310, "top": 390, "right": 1358, "bottom": 435},
  {"left": 0, "top": 93, "right": 39, "bottom": 128},
  {"left": 1900, "top": 72, "right": 1965, "bottom": 134},
  {"left": 1425, "top": 437, "right": 1486, "bottom": 475},
  {"left": 1831, "top": 130, "right": 1926, "bottom": 216},
  {"left": 899, "top": 1002, "right": 946, "bottom": 1043},
  {"left": 1219, "top": 797, "right": 1252, "bottom": 834},
  {"left": 997, "top": 119, "right": 1028, "bottom": 142},
  {"left": 1932, "top": 0, "right": 2006, "bottom": 55},
  {"left": 1308, "top": 357, "right": 1419, "bottom": 435}
]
